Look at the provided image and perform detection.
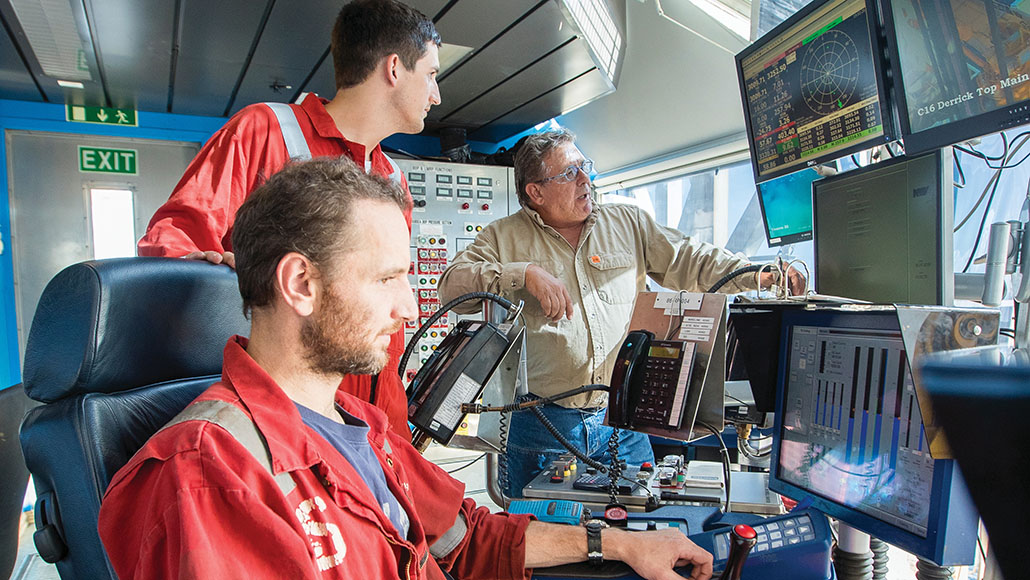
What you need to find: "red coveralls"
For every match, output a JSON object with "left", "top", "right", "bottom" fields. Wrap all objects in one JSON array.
[
  {"left": 137, "top": 94, "right": 413, "bottom": 439},
  {"left": 99, "top": 337, "right": 533, "bottom": 580}
]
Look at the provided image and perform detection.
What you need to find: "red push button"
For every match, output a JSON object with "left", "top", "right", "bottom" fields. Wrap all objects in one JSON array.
[{"left": 733, "top": 524, "right": 757, "bottom": 540}]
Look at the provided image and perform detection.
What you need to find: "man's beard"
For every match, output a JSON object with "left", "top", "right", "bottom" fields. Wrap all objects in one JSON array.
[{"left": 300, "top": 285, "right": 399, "bottom": 377}]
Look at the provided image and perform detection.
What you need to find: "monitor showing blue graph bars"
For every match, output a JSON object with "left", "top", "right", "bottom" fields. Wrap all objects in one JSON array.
[{"left": 768, "top": 309, "right": 978, "bottom": 565}]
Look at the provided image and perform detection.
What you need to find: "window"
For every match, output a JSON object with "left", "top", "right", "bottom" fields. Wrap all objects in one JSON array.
[{"left": 89, "top": 187, "right": 137, "bottom": 259}]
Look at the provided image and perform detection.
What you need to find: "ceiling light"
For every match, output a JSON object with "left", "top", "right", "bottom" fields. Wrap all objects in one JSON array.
[
  {"left": 57, "top": 80, "right": 84, "bottom": 89},
  {"left": 438, "top": 43, "right": 474, "bottom": 75},
  {"left": 9, "top": 0, "right": 92, "bottom": 81},
  {"left": 559, "top": 0, "right": 624, "bottom": 85}
]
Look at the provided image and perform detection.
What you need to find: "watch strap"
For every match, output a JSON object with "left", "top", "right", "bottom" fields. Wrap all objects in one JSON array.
[{"left": 586, "top": 521, "right": 604, "bottom": 565}]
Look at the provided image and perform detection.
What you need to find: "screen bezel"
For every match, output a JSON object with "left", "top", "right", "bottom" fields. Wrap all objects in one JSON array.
[
  {"left": 879, "top": 0, "right": 1030, "bottom": 155},
  {"left": 811, "top": 149, "right": 953, "bottom": 305},
  {"left": 735, "top": 0, "right": 898, "bottom": 183},
  {"left": 768, "top": 309, "right": 978, "bottom": 564}
]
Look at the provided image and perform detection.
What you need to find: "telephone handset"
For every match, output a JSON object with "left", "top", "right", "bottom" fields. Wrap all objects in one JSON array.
[
  {"left": 608, "top": 330, "right": 696, "bottom": 430},
  {"left": 608, "top": 330, "right": 654, "bottom": 427}
]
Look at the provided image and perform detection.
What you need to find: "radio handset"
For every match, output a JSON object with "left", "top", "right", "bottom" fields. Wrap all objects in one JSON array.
[{"left": 608, "top": 330, "right": 654, "bottom": 428}]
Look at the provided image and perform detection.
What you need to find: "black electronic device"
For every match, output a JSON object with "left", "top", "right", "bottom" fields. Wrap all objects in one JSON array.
[
  {"left": 407, "top": 319, "right": 512, "bottom": 446},
  {"left": 812, "top": 148, "right": 954, "bottom": 305},
  {"left": 574, "top": 472, "right": 635, "bottom": 495},
  {"left": 608, "top": 330, "right": 696, "bottom": 429},
  {"left": 608, "top": 329, "right": 653, "bottom": 427},
  {"left": 735, "top": 0, "right": 895, "bottom": 183},
  {"left": 881, "top": 0, "right": 1030, "bottom": 155}
]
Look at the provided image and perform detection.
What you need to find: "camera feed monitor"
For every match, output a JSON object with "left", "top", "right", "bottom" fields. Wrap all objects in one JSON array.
[
  {"left": 736, "top": 0, "right": 893, "bottom": 182},
  {"left": 757, "top": 167, "right": 826, "bottom": 246},
  {"left": 883, "top": 0, "right": 1030, "bottom": 154}
]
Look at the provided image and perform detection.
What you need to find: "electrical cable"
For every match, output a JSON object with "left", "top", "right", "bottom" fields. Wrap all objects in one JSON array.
[
  {"left": 706, "top": 264, "right": 765, "bottom": 293},
  {"left": 954, "top": 151, "right": 966, "bottom": 188},
  {"left": 963, "top": 172, "right": 1004, "bottom": 273},
  {"left": 446, "top": 453, "right": 486, "bottom": 474},
  {"left": 956, "top": 131, "right": 1013, "bottom": 162},
  {"left": 955, "top": 131, "right": 1030, "bottom": 169},
  {"left": 399, "top": 291, "right": 514, "bottom": 385},
  {"left": 954, "top": 167, "right": 1002, "bottom": 232},
  {"left": 698, "top": 421, "right": 732, "bottom": 513},
  {"left": 497, "top": 410, "right": 511, "bottom": 502},
  {"left": 523, "top": 403, "right": 655, "bottom": 501},
  {"left": 954, "top": 133, "right": 1030, "bottom": 233},
  {"left": 461, "top": 384, "right": 608, "bottom": 413}
]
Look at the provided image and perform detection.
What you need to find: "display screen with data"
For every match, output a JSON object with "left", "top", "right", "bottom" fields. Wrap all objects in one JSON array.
[
  {"left": 736, "top": 0, "right": 891, "bottom": 182},
  {"left": 776, "top": 326, "right": 935, "bottom": 537}
]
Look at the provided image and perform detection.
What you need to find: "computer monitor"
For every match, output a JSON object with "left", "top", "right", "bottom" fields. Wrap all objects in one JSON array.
[
  {"left": 769, "top": 308, "right": 979, "bottom": 565},
  {"left": 757, "top": 167, "right": 827, "bottom": 246},
  {"left": 881, "top": 0, "right": 1030, "bottom": 155},
  {"left": 813, "top": 149, "right": 954, "bottom": 305},
  {"left": 735, "top": 0, "right": 895, "bottom": 183}
]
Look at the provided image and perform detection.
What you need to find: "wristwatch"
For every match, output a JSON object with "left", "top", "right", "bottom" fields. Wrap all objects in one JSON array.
[{"left": 585, "top": 519, "right": 607, "bottom": 565}]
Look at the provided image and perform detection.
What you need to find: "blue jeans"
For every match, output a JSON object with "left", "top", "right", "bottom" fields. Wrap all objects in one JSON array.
[{"left": 502, "top": 403, "right": 655, "bottom": 498}]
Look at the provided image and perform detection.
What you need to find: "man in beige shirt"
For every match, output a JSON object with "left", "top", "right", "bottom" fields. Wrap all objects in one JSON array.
[{"left": 438, "top": 129, "right": 804, "bottom": 497}]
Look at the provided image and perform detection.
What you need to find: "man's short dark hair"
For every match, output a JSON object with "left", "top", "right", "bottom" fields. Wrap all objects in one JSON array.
[
  {"left": 232, "top": 157, "right": 408, "bottom": 315},
  {"left": 332, "top": 0, "right": 441, "bottom": 90},
  {"left": 513, "top": 129, "right": 576, "bottom": 207}
]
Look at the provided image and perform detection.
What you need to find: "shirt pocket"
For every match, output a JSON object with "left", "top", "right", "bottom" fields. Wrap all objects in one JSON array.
[{"left": 587, "top": 252, "right": 637, "bottom": 304}]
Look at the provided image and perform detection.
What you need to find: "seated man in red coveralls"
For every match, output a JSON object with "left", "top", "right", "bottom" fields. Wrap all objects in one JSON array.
[
  {"left": 99, "top": 158, "right": 714, "bottom": 580},
  {"left": 136, "top": 0, "right": 442, "bottom": 440}
]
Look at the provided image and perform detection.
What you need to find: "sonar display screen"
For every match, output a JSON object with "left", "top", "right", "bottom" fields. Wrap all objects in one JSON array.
[{"left": 737, "top": 0, "right": 889, "bottom": 182}]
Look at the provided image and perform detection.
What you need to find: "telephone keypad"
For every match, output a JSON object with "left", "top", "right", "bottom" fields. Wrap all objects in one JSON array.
[{"left": 633, "top": 340, "right": 689, "bottom": 427}]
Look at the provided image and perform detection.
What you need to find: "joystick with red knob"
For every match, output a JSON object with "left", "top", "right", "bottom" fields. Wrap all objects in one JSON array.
[{"left": 721, "top": 524, "right": 757, "bottom": 580}]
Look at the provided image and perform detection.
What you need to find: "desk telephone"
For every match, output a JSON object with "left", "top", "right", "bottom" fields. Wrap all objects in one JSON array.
[{"left": 608, "top": 330, "right": 696, "bottom": 430}]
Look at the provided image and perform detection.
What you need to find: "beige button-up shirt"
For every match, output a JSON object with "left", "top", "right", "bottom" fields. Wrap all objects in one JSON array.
[{"left": 437, "top": 203, "right": 755, "bottom": 408}]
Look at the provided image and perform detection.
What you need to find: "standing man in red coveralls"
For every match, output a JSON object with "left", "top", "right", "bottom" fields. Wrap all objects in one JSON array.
[
  {"left": 99, "top": 158, "right": 715, "bottom": 580},
  {"left": 136, "top": 0, "right": 441, "bottom": 439}
]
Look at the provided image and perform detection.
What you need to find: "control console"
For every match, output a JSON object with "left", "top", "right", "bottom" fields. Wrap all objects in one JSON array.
[{"left": 533, "top": 508, "right": 834, "bottom": 580}]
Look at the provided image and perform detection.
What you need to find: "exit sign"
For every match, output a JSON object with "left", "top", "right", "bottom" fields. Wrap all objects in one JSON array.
[
  {"left": 79, "top": 147, "right": 138, "bottom": 175},
  {"left": 66, "top": 105, "right": 138, "bottom": 126}
]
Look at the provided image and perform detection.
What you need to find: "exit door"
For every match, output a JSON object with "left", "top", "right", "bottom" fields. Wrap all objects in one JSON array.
[{"left": 5, "top": 130, "right": 199, "bottom": 371}]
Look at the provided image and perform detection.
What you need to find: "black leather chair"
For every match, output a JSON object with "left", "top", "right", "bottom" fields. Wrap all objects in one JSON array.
[
  {"left": 1, "top": 383, "right": 38, "bottom": 579},
  {"left": 18, "top": 258, "right": 250, "bottom": 579}
]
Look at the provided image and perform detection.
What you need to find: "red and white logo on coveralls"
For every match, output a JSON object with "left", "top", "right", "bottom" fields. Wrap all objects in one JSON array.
[{"left": 296, "top": 497, "right": 346, "bottom": 571}]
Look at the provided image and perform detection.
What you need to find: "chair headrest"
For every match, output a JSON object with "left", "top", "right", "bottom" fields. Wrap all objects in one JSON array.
[{"left": 24, "top": 258, "right": 250, "bottom": 403}]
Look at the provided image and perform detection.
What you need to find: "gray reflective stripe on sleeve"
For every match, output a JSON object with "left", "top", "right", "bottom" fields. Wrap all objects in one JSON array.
[
  {"left": 429, "top": 512, "right": 468, "bottom": 559},
  {"left": 266, "top": 102, "right": 311, "bottom": 160},
  {"left": 163, "top": 399, "right": 297, "bottom": 496},
  {"left": 382, "top": 152, "right": 402, "bottom": 184}
]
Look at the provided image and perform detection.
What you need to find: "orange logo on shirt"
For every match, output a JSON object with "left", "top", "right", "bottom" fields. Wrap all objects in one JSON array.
[{"left": 590, "top": 255, "right": 601, "bottom": 264}]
